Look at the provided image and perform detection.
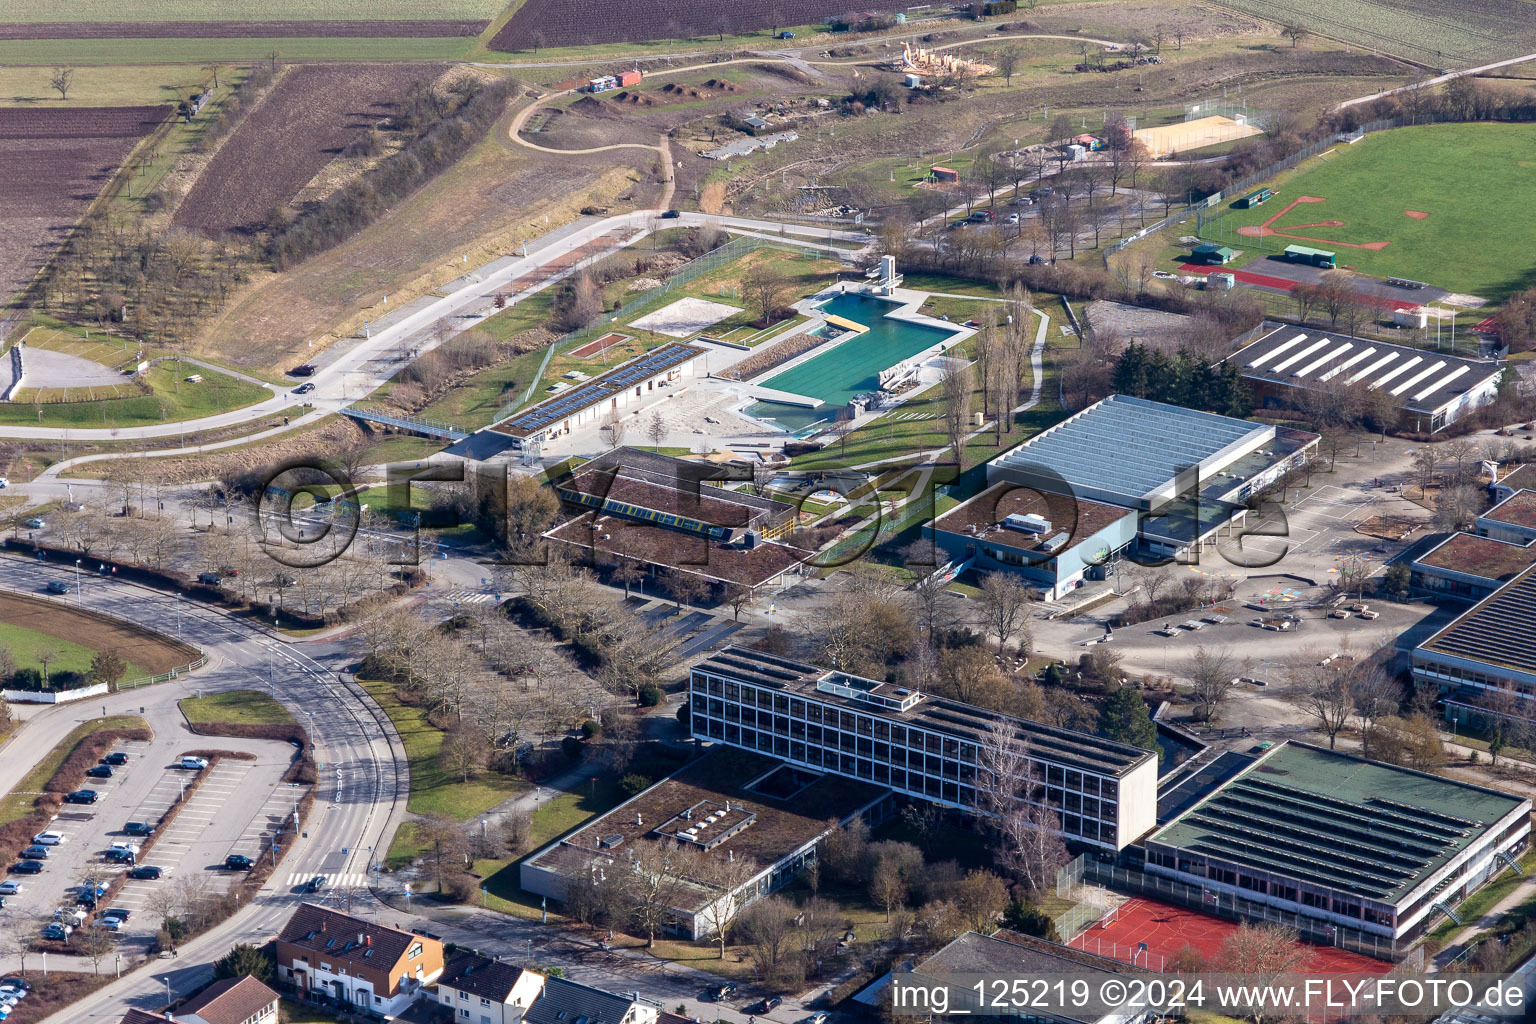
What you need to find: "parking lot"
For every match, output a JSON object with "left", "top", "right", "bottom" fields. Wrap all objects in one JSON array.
[{"left": 5, "top": 736, "right": 296, "bottom": 950}]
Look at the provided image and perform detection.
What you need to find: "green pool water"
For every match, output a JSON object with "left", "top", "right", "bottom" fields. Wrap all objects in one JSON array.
[{"left": 746, "top": 293, "right": 956, "bottom": 435}]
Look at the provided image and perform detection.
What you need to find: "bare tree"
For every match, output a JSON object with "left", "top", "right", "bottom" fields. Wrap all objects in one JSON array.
[
  {"left": 625, "top": 842, "right": 706, "bottom": 947},
  {"left": 978, "top": 572, "right": 1032, "bottom": 655},
  {"left": 744, "top": 262, "right": 792, "bottom": 326},
  {"left": 737, "top": 896, "right": 799, "bottom": 985},
  {"left": 941, "top": 360, "right": 974, "bottom": 465},
  {"left": 977, "top": 726, "right": 1067, "bottom": 892},
  {"left": 646, "top": 410, "right": 667, "bottom": 451},
  {"left": 994, "top": 45, "right": 1022, "bottom": 85},
  {"left": 1218, "top": 923, "right": 1311, "bottom": 1024},
  {"left": 600, "top": 409, "right": 627, "bottom": 449},
  {"left": 49, "top": 66, "right": 75, "bottom": 100},
  {"left": 1185, "top": 646, "right": 1238, "bottom": 723},
  {"left": 1281, "top": 23, "right": 1310, "bottom": 47},
  {"left": 1283, "top": 652, "right": 1354, "bottom": 748},
  {"left": 72, "top": 926, "right": 119, "bottom": 975}
]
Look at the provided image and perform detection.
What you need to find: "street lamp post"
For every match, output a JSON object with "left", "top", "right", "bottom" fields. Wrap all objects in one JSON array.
[
  {"left": 73, "top": 558, "right": 81, "bottom": 606},
  {"left": 175, "top": 595, "right": 182, "bottom": 638}
]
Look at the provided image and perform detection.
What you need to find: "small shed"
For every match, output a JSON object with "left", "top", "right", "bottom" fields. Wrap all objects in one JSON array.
[
  {"left": 931, "top": 165, "right": 960, "bottom": 183},
  {"left": 1208, "top": 272, "right": 1236, "bottom": 291},
  {"left": 1191, "top": 243, "right": 1237, "bottom": 265},
  {"left": 742, "top": 116, "right": 772, "bottom": 134},
  {"left": 1283, "top": 244, "right": 1336, "bottom": 268},
  {"left": 904, "top": 73, "right": 921, "bottom": 88},
  {"left": 1066, "top": 143, "right": 1087, "bottom": 161},
  {"left": 1394, "top": 306, "right": 1429, "bottom": 329},
  {"left": 617, "top": 69, "right": 642, "bottom": 87},
  {"left": 1072, "top": 133, "right": 1103, "bottom": 151}
]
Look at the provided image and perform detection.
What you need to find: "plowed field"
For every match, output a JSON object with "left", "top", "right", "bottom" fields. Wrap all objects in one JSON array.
[
  {"left": 173, "top": 63, "right": 440, "bottom": 235},
  {"left": 0, "top": 105, "right": 167, "bottom": 307},
  {"left": 491, "top": 0, "right": 902, "bottom": 49}
]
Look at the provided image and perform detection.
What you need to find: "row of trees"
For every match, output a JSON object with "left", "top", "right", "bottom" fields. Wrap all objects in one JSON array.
[{"left": 1110, "top": 342, "right": 1253, "bottom": 417}]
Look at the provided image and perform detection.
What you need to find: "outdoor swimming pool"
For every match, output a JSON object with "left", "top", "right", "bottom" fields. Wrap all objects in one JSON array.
[{"left": 745, "top": 293, "right": 958, "bottom": 435}]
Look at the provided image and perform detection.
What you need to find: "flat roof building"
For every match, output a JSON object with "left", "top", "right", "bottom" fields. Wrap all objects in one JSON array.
[
  {"left": 520, "top": 747, "right": 891, "bottom": 939},
  {"left": 482, "top": 342, "right": 703, "bottom": 453},
  {"left": 542, "top": 448, "right": 814, "bottom": 595},
  {"left": 986, "top": 394, "right": 1315, "bottom": 561},
  {"left": 1414, "top": 558, "right": 1536, "bottom": 712},
  {"left": 928, "top": 482, "right": 1137, "bottom": 601},
  {"left": 1145, "top": 742, "right": 1529, "bottom": 941},
  {"left": 690, "top": 646, "right": 1160, "bottom": 850},
  {"left": 1229, "top": 323, "right": 1504, "bottom": 433}
]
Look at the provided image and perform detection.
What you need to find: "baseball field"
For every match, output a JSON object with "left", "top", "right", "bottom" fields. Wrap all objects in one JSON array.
[{"left": 1197, "top": 123, "right": 1536, "bottom": 300}]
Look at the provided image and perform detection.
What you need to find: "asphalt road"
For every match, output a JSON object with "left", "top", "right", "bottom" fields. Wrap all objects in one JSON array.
[{"left": 0, "top": 554, "right": 407, "bottom": 1024}]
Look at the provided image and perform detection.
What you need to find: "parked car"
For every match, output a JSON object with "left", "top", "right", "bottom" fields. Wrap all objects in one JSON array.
[
  {"left": 123, "top": 822, "right": 154, "bottom": 837},
  {"left": 45, "top": 581, "right": 68, "bottom": 594},
  {"left": 64, "top": 790, "right": 99, "bottom": 804},
  {"left": 103, "top": 848, "right": 135, "bottom": 864},
  {"left": 289, "top": 364, "right": 317, "bottom": 377},
  {"left": 754, "top": 998, "right": 783, "bottom": 1014},
  {"left": 19, "top": 846, "right": 49, "bottom": 860},
  {"left": 0, "top": 982, "right": 30, "bottom": 994},
  {"left": 23, "top": 518, "right": 44, "bottom": 529},
  {"left": 224, "top": 855, "right": 254, "bottom": 871},
  {"left": 1005, "top": 212, "right": 1020, "bottom": 224},
  {"left": 778, "top": 30, "right": 796, "bottom": 38},
  {"left": 305, "top": 875, "right": 328, "bottom": 893},
  {"left": 85, "top": 765, "right": 113, "bottom": 779},
  {"left": 0, "top": 883, "right": 22, "bottom": 896},
  {"left": 806, "top": 1013, "right": 830, "bottom": 1024},
  {"left": 100, "top": 908, "right": 130, "bottom": 922},
  {"left": 93, "top": 917, "right": 121, "bottom": 931},
  {"left": 42, "top": 923, "right": 69, "bottom": 940},
  {"left": 179, "top": 756, "right": 209, "bottom": 770},
  {"left": 128, "top": 865, "right": 162, "bottom": 880},
  {"left": 32, "top": 831, "right": 65, "bottom": 845},
  {"left": 9, "top": 861, "right": 43, "bottom": 875},
  {"left": 103, "top": 752, "right": 129, "bottom": 766},
  {"left": 197, "top": 572, "right": 222, "bottom": 585},
  {"left": 660, "top": 209, "right": 681, "bottom": 219},
  {"left": 293, "top": 382, "right": 316, "bottom": 395}
]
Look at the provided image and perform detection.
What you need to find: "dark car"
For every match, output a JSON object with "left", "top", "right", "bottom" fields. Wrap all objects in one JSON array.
[
  {"left": 1028, "top": 254, "right": 1049, "bottom": 265},
  {"left": 289, "top": 363, "right": 317, "bottom": 377},
  {"left": 85, "top": 766, "right": 113, "bottom": 779},
  {"left": 10, "top": 861, "right": 44, "bottom": 875},
  {"left": 123, "top": 822, "right": 154, "bottom": 837},
  {"left": 100, "top": 908, "right": 130, "bottom": 921},
  {"left": 0, "top": 980, "right": 30, "bottom": 993},
  {"left": 754, "top": 997, "right": 783, "bottom": 1014},
  {"left": 711, "top": 983, "right": 738, "bottom": 1001},
  {"left": 293, "top": 382, "right": 316, "bottom": 395},
  {"left": 305, "top": 875, "right": 328, "bottom": 893},
  {"left": 103, "top": 752, "right": 129, "bottom": 766},
  {"left": 19, "top": 846, "right": 49, "bottom": 860},
  {"left": 225, "top": 855, "right": 254, "bottom": 871},
  {"left": 45, "top": 580, "right": 69, "bottom": 595},
  {"left": 660, "top": 209, "right": 681, "bottom": 219},
  {"left": 198, "top": 571, "right": 222, "bottom": 585},
  {"left": 127, "top": 866, "right": 162, "bottom": 880},
  {"left": 103, "top": 848, "right": 135, "bottom": 864},
  {"left": 64, "top": 790, "right": 98, "bottom": 804}
]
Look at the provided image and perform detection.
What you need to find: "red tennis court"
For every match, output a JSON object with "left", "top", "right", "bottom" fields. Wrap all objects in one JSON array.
[{"left": 1068, "top": 897, "right": 1392, "bottom": 975}]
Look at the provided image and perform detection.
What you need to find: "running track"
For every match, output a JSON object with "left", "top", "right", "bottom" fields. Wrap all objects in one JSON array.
[{"left": 1178, "top": 264, "right": 1419, "bottom": 311}]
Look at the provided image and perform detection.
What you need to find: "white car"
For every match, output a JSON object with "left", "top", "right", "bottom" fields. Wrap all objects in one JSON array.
[
  {"left": 93, "top": 917, "right": 121, "bottom": 931},
  {"left": 1005, "top": 212, "right": 1020, "bottom": 224},
  {"left": 32, "top": 831, "right": 65, "bottom": 845},
  {"left": 0, "top": 882, "right": 22, "bottom": 896},
  {"left": 179, "top": 756, "right": 209, "bottom": 770}
]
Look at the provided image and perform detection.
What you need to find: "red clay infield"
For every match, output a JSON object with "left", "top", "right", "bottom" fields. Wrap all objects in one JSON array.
[
  {"left": 571, "top": 331, "right": 632, "bottom": 359},
  {"left": 1068, "top": 897, "right": 1393, "bottom": 975},
  {"left": 1405, "top": 210, "right": 1429, "bottom": 219},
  {"left": 1235, "top": 194, "right": 1390, "bottom": 250},
  {"left": 1177, "top": 264, "right": 1418, "bottom": 312}
]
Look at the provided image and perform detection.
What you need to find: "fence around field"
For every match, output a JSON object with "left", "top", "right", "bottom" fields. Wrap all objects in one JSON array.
[
  {"left": 0, "top": 581, "right": 207, "bottom": 696},
  {"left": 1080, "top": 859, "right": 1414, "bottom": 962},
  {"left": 504, "top": 235, "right": 832, "bottom": 418},
  {"left": 1104, "top": 115, "right": 1420, "bottom": 260}
]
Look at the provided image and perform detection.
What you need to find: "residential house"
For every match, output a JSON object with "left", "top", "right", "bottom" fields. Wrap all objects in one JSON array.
[
  {"left": 276, "top": 904, "right": 445, "bottom": 1018},
  {"left": 434, "top": 951, "right": 543, "bottom": 1024}
]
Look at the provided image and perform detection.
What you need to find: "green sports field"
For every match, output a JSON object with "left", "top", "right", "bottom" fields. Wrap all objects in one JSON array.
[{"left": 1197, "top": 123, "right": 1536, "bottom": 300}]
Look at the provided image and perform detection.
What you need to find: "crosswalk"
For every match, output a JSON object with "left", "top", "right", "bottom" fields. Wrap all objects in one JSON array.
[
  {"left": 283, "top": 872, "right": 372, "bottom": 888},
  {"left": 438, "top": 590, "right": 498, "bottom": 605}
]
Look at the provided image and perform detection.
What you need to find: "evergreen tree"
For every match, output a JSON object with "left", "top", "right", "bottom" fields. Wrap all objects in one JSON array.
[
  {"left": 1098, "top": 685, "right": 1160, "bottom": 757},
  {"left": 1112, "top": 342, "right": 1150, "bottom": 396},
  {"left": 213, "top": 943, "right": 275, "bottom": 985}
]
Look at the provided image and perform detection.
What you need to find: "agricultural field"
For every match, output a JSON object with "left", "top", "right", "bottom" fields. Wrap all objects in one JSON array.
[
  {"left": 1197, "top": 123, "right": 1536, "bottom": 300},
  {"left": 0, "top": 105, "right": 167, "bottom": 308},
  {"left": 1205, "top": 0, "right": 1536, "bottom": 66},
  {"left": 0, "top": 0, "right": 505, "bottom": 21},
  {"left": 0, "top": 21, "right": 487, "bottom": 40},
  {"left": 173, "top": 63, "right": 441, "bottom": 235},
  {"left": 490, "top": 0, "right": 903, "bottom": 50}
]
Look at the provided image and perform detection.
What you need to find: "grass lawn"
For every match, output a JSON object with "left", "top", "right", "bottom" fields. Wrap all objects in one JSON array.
[
  {"left": 0, "top": 620, "right": 151, "bottom": 681},
  {"left": 361, "top": 679, "right": 526, "bottom": 864},
  {"left": 179, "top": 689, "right": 294, "bottom": 727},
  {"left": 1197, "top": 124, "right": 1536, "bottom": 299},
  {"left": 0, "top": 715, "right": 150, "bottom": 825},
  {"left": 278, "top": 999, "right": 353, "bottom": 1024},
  {"left": 1426, "top": 847, "right": 1536, "bottom": 944},
  {"left": 0, "top": 357, "right": 268, "bottom": 428}
]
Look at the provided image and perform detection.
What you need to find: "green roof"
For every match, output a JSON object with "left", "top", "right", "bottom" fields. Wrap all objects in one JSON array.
[
  {"left": 1193, "top": 243, "right": 1236, "bottom": 256},
  {"left": 1148, "top": 743, "right": 1527, "bottom": 904},
  {"left": 1284, "top": 244, "right": 1335, "bottom": 257}
]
